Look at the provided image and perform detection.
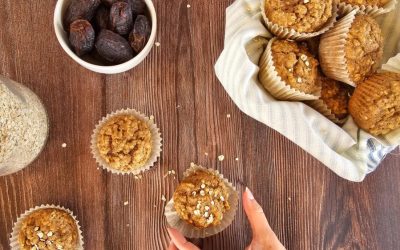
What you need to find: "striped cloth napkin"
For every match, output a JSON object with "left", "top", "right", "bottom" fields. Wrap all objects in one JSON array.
[{"left": 215, "top": 0, "right": 400, "bottom": 181}]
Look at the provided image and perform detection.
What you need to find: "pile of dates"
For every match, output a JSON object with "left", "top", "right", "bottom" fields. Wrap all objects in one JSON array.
[{"left": 64, "top": 0, "right": 151, "bottom": 64}]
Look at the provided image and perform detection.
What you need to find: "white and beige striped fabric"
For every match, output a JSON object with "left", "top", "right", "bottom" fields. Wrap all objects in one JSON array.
[{"left": 215, "top": 0, "right": 400, "bottom": 182}]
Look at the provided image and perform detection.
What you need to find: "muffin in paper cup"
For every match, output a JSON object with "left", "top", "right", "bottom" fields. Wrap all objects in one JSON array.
[
  {"left": 337, "top": 0, "right": 397, "bottom": 17},
  {"left": 90, "top": 108, "right": 162, "bottom": 175},
  {"left": 307, "top": 99, "right": 348, "bottom": 124},
  {"left": 10, "top": 204, "right": 84, "bottom": 250},
  {"left": 260, "top": 0, "right": 338, "bottom": 40},
  {"left": 259, "top": 37, "right": 321, "bottom": 101},
  {"left": 319, "top": 10, "right": 383, "bottom": 87},
  {"left": 164, "top": 163, "right": 239, "bottom": 239}
]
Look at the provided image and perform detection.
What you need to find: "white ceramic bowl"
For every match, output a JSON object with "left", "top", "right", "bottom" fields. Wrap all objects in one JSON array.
[{"left": 54, "top": 0, "right": 157, "bottom": 74}]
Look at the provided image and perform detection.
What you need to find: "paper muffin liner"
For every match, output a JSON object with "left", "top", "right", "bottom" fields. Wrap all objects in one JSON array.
[
  {"left": 306, "top": 99, "right": 348, "bottom": 124},
  {"left": 337, "top": 0, "right": 397, "bottom": 17},
  {"left": 260, "top": 0, "right": 338, "bottom": 40},
  {"left": 258, "top": 37, "right": 321, "bottom": 101},
  {"left": 90, "top": 108, "right": 162, "bottom": 175},
  {"left": 382, "top": 53, "right": 400, "bottom": 73},
  {"left": 319, "top": 10, "right": 357, "bottom": 87},
  {"left": 10, "top": 204, "right": 84, "bottom": 250},
  {"left": 164, "top": 163, "right": 239, "bottom": 239}
]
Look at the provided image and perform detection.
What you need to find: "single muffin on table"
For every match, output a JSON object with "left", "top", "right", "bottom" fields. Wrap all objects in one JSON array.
[
  {"left": 15, "top": 208, "right": 80, "bottom": 250},
  {"left": 349, "top": 72, "right": 400, "bottom": 136},
  {"left": 319, "top": 12, "right": 383, "bottom": 86},
  {"left": 259, "top": 38, "right": 321, "bottom": 101},
  {"left": 261, "top": 0, "right": 337, "bottom": 39}
]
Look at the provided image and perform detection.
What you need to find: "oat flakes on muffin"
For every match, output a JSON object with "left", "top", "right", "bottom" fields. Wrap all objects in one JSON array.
[
  {"left": 173, "top": 169, "right": 231, "bottom": 228},
  {"left": 349, "top": 72, "right": 400, "bottom": 136},
  {"left": 17, "top": 208, "right": 79, "bottom": 250},
  {"left": 340, "top": 0, "right": 391, "bottom": 7},
  {"left": 263, "top": 0, "right": 335, "bottom": 33}
]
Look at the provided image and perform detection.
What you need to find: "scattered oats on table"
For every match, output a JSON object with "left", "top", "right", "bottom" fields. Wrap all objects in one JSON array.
[{"left": 218, "top": 155, "right": 225, "bottom": 161}]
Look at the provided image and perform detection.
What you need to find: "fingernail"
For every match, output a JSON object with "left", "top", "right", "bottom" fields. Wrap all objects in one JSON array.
[{"left": 246, "top": 187, "right": 254, "bottom": 200}]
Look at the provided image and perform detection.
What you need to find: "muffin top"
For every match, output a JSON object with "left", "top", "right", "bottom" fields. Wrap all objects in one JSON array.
[
  {"left": 96, "top": 114, "right": 152, "bottom": 172},
  {"left": 340, "top": 0, "right": 390, "bottom": 7},
  {"left": 349, "top": 72, "right": 400, "bottom": 135},
  {"left": 173, "top": 169, "right": 230, "bottom": 228},
  {"left": 18, "top": 208, "right": 78, "bottom": 250},
  {"left": 264, "top": 0, "right": 334, "bottom": 33},
  {"left": 319, "top": 77, "right": 353, "bottom": 120},
  {"left": 345, "top": 15, "right": 383, "bottom": 83},
  {"left": 272, "top": 39, "right": 321, "bottom": 95}
]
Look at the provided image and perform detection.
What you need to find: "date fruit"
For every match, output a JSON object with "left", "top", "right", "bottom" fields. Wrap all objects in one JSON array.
[
  {"left": 129, "top": 0, "right": 146, "bottom": 15},
  {"left": 129, "top": 15, "right": 151, "bottom": 53},
  {"left": 95, "top": 29, "right": 134, "bottom": 63},
  {"left": 94, "top": 5, "right": 110, "bottom": 31},
  {"left": 69, "top": 19, "right": 95, "bottom": 56},
  {"left": 64, "top": 0, "right": 101, "bottom": 30},
  {"left": 109, "top": 1, "right": 133, "bottom": 35}
]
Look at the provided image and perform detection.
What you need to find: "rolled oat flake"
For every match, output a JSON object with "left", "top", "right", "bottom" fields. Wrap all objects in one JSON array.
[{"left": 0, "top": 75, "right": 49, "bottom": 176}]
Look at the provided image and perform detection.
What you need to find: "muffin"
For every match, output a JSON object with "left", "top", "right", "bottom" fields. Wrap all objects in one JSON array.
[
  {"left": 259, "top": 38, "right": 321, "bottom": 101},
  {"left": 349, "top": 72, "right": 400, "bottom": 136},
  {"left": 260, "top": 0, "right": 337, "bottom": 40},
  {"left": 319, "top": 12, "right": 383, "bottom": 86},
  {"left": 307, "top": 76, "right": 353, "bottom": 123},
  {"left": 164, "top": 164, "right": 238, "bottom": 238},
  {"left": 91, "top": 109, "right": 162, "bottom": 175},
  {"left": 338, "top": 0, "right": 397, "bottom": 16},
  {"left": 11, "top": 206, "right": 82, "bottom": 250}
]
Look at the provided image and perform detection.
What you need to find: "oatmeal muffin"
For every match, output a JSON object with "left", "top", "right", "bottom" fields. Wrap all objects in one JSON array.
[
  {"left": 261, "top": 0, "right": 337, "bottom": 39},
  {"left": 173, "top": 169, "right": 231, "bottom": 228},
  {"left": 340, "top": 0, "right": 391, "bottom": 6},
  {"left": 17, "top": 208, "right": 79, "bottom": 250},
  {"left": 349, "top": 72, "right": 400, "bottom": 136},
  {"left": 259, "top": 38, "right": 321, "bottom": 100},
  {"left": 96, "top": 114, "right": 152, "bottom": 172},
  {"left": 319, "top": 12, "right": 383, "bottom": 86}
]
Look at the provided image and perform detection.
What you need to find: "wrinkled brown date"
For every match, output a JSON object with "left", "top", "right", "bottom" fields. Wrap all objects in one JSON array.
[
  {"left": 69, "top": 19, "right": 95, "bottom": 56},
  {"left": 95, "top": 29, "right": 134, "bottom": 63},
  {"left": 94, "top": 5, "right": 110, "bottom": 31},
  {"left": 63, "top": 0, "right": 101, "bottom": 30},
  {"left": 129, "top": 15, "right": 151, "bottom": 53},
  {"left": 129, "top": 0, "right": 146, "bottom": 15},
  {"left": 101, "top": 0, "right": 117, "bottom": 6},
  {"left": 109, "top": 1, "right": 133, "bottom": 35}
]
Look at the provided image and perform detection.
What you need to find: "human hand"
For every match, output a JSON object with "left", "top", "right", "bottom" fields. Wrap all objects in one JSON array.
[{"left": 167, "top": 187, "right": 285, "bottom": 250}]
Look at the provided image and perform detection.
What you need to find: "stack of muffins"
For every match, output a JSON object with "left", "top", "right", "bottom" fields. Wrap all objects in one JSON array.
[{"left": 259, "top": 0, "right": 400, "bottom": 136}]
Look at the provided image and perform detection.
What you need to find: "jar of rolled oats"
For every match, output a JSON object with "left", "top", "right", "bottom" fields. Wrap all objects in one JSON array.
[{"left": 0, "top": 75, "right": 49, "bottom": 176}]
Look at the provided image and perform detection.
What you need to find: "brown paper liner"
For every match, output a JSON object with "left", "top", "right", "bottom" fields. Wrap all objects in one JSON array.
[
  {"left": 10, "top": 204, "right": 84, "bottom": 250},
  {"left": 90, "top": 108, "right": 162, "bottom": 175},
  {"left": 260, "top": 0, "right": 338, "bottom": 40},
  {"left": 259, "top": 37, "right": 321, "bottom": 101},
  {"left": 319, "top": 10, "right": 357, "bottom": 87},
  {"left": 306, "top": 99, "right": 348, "bottom": 124},
  {"left": 164, "top": 163, "right": 239, "bottom": 239},
  {"left": 337, "top": 0, "right": 397, "bottom": 17}
]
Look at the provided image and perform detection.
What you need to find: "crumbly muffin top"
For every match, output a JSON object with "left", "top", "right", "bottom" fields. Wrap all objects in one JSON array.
[
  {"left": 320, "top": 77, "right": 353, "bottom": 120},
  {"left": 340, "top": 0, "right": 390, "bottom": 7},
  {"left": 18, "top": 208, "right": 78, "bottom": 250},
  {"left": 96, "top": 114, "right": 152, "bottom": 172},
  {"left": 173, "top": 170, "right": 230, "bottom": 228},
  {"left": 349, "top": 72, "right": 400, "bottom": 135},
  {"left": 272, "top": 39, "right": 321, "bottom": 95},
  {"left": 264, "top": 0, "right": 334, "bottom": 33},
  {"left": 345, "top": 15, "right": 383, "bottom": 83}
]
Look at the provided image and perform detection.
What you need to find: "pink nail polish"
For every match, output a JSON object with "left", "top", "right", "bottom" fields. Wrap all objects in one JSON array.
[{"left": 246, "top": 187, "right": 254, "bottom": 200}]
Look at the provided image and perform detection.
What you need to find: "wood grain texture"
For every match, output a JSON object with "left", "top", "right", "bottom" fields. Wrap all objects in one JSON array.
[{"left": 1, "top": 0, "right": 400, "bottom": 249}]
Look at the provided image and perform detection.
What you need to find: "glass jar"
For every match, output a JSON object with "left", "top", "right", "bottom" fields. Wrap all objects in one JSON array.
[{"left": 0, "top": 75, "right": 49, "bottom": 176}]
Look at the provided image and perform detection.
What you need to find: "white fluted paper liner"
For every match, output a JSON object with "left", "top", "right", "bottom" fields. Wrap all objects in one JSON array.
[
  {"left": 215, "top": 0, "right": 400, "bottom": 181},
  {"left": 337, "top": 0, "right": 397, "bottom": 17},
  {"left": 10, "top": 204, "right": 84, "bottom": 250},
  {"left": 164, "top": 163, "right": 239, "bottom": 239},
  {"left": 90, "top": 108, "right": 162, "bottom": 175},
  {"left": 319, "top": 10, "right": 357, "bottom": 87},
  {"left": 306, "top": 99, "right": 348, "bottom": 125},
  {"left": 260, "top": 0, "right": 338, "bottom": 40},
  {"left": 259, "top": 37, "right": 321, "bottom": 101}
]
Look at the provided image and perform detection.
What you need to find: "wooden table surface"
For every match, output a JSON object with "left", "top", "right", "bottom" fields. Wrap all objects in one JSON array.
[{"left": 1, "top": 0, "right": 400, "bottom": 249}]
